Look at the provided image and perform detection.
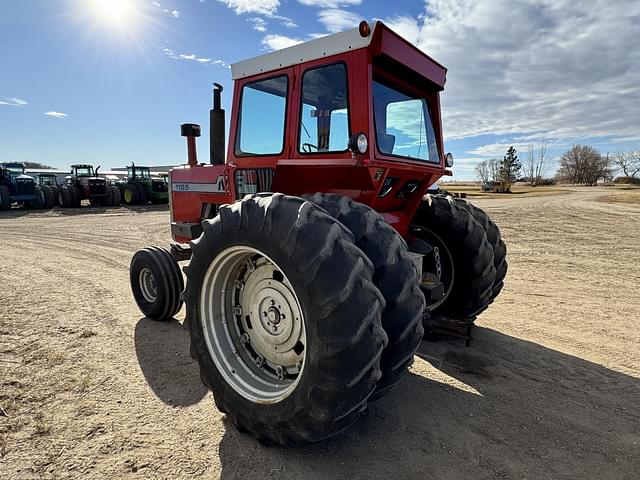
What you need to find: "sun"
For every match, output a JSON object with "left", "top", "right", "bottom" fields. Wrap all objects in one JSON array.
[{"left": 92, "top": 0, "right": 134, "bottom": 24}]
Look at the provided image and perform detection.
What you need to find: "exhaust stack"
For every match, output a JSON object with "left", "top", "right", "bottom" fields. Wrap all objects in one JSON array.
[{"left": 210, "top": 83, "right": 225, "bottom": 165}]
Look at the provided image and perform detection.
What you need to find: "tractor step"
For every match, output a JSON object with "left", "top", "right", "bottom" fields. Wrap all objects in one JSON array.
[
  {"left": 424, "top": 316, "right": 474, "bottom": 346},
  {"left": 170, "top": 243, "right": 192, "bottom": 262}
]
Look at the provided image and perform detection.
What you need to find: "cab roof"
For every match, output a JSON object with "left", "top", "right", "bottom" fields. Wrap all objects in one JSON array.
[{"left": 231, "top": 21, "right": 447, "bottom": 89}]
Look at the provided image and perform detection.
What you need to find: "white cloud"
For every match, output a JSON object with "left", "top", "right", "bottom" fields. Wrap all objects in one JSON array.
[
  {"left": 152, "top": 1, "right": 160, "bottom": 6},
  {"left": 0, "top": 97, "right": 28, "bottom": 107},
  {"left": 162, "top": 47, "right": 227, "bottom": 66},
  {"left": 247, "top": 17, "right": 267, "bottom": 32},
  {"left": 269, "top": 14, "right": 297, "bottom": 28},
  {"left": 44, "top": 111, "right": 67, "bottom": 118},
  {"left": 383, "top": 0, "right": 640, "bottom": 144},
  {"left": 297, "top": 0, "right": 361, "bottom": 7},
  {"left": 261, "top": 34, "right": 303, "bottom": 51},
  {"left": 317, "top": 8, "right": 361, "bottom": 33},
  {"left": 161, "top": 8, "right": 180, "bottom": 17},
  {"left": 217, "top": 0, "right": 280, "bottom": 16}
]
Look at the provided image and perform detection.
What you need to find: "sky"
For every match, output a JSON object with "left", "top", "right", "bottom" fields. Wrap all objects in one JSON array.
[{"left": 0, "top": 0, "right": 638, "bottom": 180}]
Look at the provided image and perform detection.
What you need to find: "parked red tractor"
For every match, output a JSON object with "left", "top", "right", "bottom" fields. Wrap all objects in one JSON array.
[{"left": 131, "top": 21, "right": 507, "bottom": 446}]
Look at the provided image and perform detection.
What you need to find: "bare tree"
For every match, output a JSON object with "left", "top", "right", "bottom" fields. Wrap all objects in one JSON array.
[
  {"left": 613, "top": 150, "right": 640, "bottom": 179},
  {"left": 488, "top": 159, "right": 501, "bottom": 182},
  {"left": 525, "top": 141, "right": 548, "bottom": 186},
  {"left": 475, "top": 160, "right": 490, "bottom": 183},
  {"left": 558, "top": 145, "right": 611, "bottom": 185}
]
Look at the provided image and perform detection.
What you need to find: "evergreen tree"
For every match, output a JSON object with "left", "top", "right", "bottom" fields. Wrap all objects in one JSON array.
[{"left": 499, "top": 146, "right": 522, "bottom": 182}]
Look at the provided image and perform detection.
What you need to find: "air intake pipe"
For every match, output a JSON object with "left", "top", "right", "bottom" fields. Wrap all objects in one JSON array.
[{"left": 210, "top": 83, "right": 225, "bottom": 165}]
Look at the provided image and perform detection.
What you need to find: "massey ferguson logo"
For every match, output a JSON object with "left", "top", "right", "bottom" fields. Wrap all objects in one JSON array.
[{"left": 171, "top": 175, "right": 225, "bottom": 194}]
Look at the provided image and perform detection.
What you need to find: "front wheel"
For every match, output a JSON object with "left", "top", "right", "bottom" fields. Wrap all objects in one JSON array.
[
  {"left": 130, "top": 247, "right": 184, "bottom": 320},
  {"left": 186, "top": 194, "right": 387, "bottom": 447}
]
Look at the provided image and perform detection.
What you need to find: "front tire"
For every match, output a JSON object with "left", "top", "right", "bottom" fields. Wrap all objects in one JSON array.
[
  {"left": 130, "top": 247, "right": 184, "bottom": 320},
  {"left": 0, "top": 185, "right": 11, "bottom": 210},
  {"left": 306, "top": 193, "right": 424, "bottom": 399},
  {"left": 41, "top": 185, "right": 55, "bottom": 209},
  {"left": 186, "top": 194, "right": 387, "bottom": 447}
]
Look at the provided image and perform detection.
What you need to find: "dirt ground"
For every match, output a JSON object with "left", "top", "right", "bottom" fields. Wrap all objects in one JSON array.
[{"left": 1, "top": 188, "right": 639, "bottom": 479}]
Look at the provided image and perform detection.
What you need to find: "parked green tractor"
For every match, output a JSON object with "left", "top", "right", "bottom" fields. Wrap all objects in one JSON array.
[{"left": 119, "top": 163, "right": 169, "bottom": 205}]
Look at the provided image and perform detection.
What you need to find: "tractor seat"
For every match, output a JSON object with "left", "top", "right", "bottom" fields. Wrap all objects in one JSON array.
[{"left": 378, "top": 132, "right": 396, "bottom": 153}]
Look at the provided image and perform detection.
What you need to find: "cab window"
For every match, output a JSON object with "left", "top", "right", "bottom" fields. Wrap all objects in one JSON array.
[
  {"left": 298, "top": 63, "right": 350, "bottom": 153},
  {"left": 236, "top": 75, "right": 288, "bottom": 156},
  {"left": 372, "top": 80, "right": 439, "bottom": 163}
]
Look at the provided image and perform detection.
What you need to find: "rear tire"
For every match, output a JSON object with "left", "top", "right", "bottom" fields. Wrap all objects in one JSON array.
[
  {"left": 130, "top": 247, "right": 184, "bottom": 320},
  {"left": 70, "top": 186, "right": 81, "bottom": 207},
  {"left": 412, "top": 194, "right": 496, "bottom": 325},
  {"left": 41, "top": 185, "right": 55, "bottom": 209},
  {"left": 0, "top": 185, "right": 11, "bottom": 210},
  {"left": 137, "top": 184, "right": 148, "bottom": 205},
  {"left": 454, "top": 198, "right": 507, "bottom": 304},
  {"left": 123, "top": 185, "right": 139, "bottom": 205},
  {"left": 306, "top": 193, "right": 424, "bottom": 399},
  {"left": 59, "top": 186, "right": 72, "bottom": 208},
  {"left": 110, "top": 186, "right": 121, "bottom": 206},
  {"left": 186, "top": 193, "right": 387, "bottom": 447}
]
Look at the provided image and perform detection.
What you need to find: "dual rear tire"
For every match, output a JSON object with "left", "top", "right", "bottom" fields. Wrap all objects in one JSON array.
[
  {"left": 411, "top": 194, "right": 507, "bottom": 327},
  {"left": 130, "top": 192, "right": 507, "bottom": 447}
]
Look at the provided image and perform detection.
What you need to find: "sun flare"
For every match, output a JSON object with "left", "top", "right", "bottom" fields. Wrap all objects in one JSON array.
[{"left": 92, "top": 0, "right": 134, "bottom": 24}]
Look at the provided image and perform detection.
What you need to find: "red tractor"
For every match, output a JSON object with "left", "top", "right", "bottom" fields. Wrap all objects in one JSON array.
[{"left": 131, "top": 21, "right": 507, "bottom": 446}]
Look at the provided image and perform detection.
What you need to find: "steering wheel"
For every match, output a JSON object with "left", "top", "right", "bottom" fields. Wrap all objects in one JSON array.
[{"left": 302, "top": 143, "right": 319, "bottom": 153}]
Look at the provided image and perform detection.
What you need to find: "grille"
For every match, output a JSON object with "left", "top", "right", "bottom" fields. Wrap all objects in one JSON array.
[
  {"left": 235, "top": 169, "right": 274, "bottom": 198},
  {"left": 16, "top": 180, "right": 35, "bottom": 196},
  {"left": 89, "top": 180, "right": 106, "bottom": 194},
  {"left": 152, "top": 181, "right": 168, "bottom": 192}
]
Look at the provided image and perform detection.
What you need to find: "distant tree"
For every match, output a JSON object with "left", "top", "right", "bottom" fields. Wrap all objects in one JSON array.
[
  {"left": 488, "top": 159, "right": 501, "bottom": 182},
  {"left": 525, "top": 141, "right": 548, "bottom": 186},
  {"left": 613, "top": 150, "right": 640, "bottom": 179},
  {"left": 557, "top": 145, "right": 611, "bottom": 185},
  {"left": 499, "top": 146, "right": 522, "bottom": 182},
  {"left": 475, "top": 160, "right": 490, "bottom": 183},
  {"left": 23, "top": 162, "right": 53, "bottom": 169}
]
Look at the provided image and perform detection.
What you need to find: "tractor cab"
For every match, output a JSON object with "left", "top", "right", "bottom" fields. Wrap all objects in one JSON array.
[
  {"left": 171, "top": 20, "right": 453, "bottom": 239},
  {"left": 38, "top": 173, "right": 60, "bottom": 187},
  {"left": 2, "top": 162, "right": 26, "bottom": 176},
  {"left": 127, "top": 164, "right": 152, "bottom": 181}
]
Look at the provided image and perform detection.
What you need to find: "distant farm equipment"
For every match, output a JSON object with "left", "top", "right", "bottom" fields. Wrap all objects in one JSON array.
[
  {"left": 0, "top": 162, "right": 53, "bottom": 210},
  {"left": 482, "top": 180, "right": 514, "bottom": 193},
  {"left": 119, "top": 163, "right": 169, "bottom": 205},
  {"left": 59, "top": 164, "right": 121, "bottom": 208}
]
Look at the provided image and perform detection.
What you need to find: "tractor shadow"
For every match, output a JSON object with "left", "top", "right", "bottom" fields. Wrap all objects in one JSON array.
[
  {"left": 133, "top": 317, "right": 207, "bottom": 406},
  {"left": 216, "top": 327, "right": 640, "bottom": 480}
]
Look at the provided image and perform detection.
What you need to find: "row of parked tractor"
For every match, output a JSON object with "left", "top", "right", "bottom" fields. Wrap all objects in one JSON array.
[{"left": 0, "top": 162, "right": 169, "bottom": 211}]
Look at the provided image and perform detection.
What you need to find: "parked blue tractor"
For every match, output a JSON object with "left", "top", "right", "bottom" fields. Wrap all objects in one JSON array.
[{"left": 0, "top": 163, "right": 54, "bottom": 210}]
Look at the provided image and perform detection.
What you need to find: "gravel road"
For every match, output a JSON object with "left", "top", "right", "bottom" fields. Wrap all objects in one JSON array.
[{"left": 1, "top": 188, "right": 639, "bottom": 479}]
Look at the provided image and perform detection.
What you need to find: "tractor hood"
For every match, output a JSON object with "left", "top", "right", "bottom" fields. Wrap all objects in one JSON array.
[{"left": 16, "top": 174, "right": 35, "bottom": 183}]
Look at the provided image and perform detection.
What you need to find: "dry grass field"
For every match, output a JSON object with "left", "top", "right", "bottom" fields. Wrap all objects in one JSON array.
[{"left": 1, "top": 187, "right": 639, "bottom": 479}]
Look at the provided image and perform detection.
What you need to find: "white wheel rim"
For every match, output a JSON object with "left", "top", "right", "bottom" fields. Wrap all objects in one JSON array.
[
  {"left": 200, "top": 246, "right": 306, "bottom": 403},
  {"left": 139, "top": 267, "right": 158, "bottom": 302}
]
